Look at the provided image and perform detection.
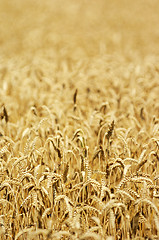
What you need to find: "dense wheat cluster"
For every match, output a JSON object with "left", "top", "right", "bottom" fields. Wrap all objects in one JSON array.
[{"left": 0, "top": 0, "right": 159, "bottom": 239}]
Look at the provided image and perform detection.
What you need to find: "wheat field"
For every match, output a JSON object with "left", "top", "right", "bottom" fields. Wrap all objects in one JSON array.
[{"left": 0, "top": 0, "right": 159, "bottom": 239}]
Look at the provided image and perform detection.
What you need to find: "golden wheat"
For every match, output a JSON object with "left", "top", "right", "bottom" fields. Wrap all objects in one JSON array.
[{"left": 0, "top": 0, "right": 159, "bottom": 239}]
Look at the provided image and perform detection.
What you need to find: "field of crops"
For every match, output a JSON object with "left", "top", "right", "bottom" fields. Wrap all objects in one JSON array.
[{"left": 0, "top": 0, "right": 159, "bottom": 239}]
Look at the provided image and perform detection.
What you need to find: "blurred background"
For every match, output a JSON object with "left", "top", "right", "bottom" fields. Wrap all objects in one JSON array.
[{"left": 0, "top": 0, "right": 159, "bottom": 60}]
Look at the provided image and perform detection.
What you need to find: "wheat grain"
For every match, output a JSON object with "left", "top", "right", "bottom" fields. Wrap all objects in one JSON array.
[{"left": 0, "top": 1, "right": 159, "bottom": 239}]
